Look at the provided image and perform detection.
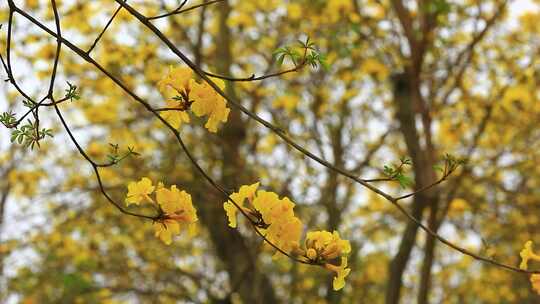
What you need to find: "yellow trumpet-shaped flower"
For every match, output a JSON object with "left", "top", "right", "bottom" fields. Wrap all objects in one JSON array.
[
  {"left": 325, "top": 257, "right": 351, "bottom": 291},
  {"left": 157, "top": 66, "right": 193, "bottom": 94},
  {"left": 154, "top": 220, "right": 181, "bottom": 246},
  {"left": 305, "top": 230, "right": 351, "bottom": 260},
  {"left": 223, "top": 182, "right": 260, "bottom": 228},
  {"left": 158, "top": 67, "right": 193, "bottom": 129},
  {"left": 125, "top": 178, "right": 198, "bottom": 244},
  {"left": 223, "top": 184, "right": 303, "bottom": 255},
  {"left": 190, "top": 80, "right": 230, "bottom": 133},
  {"left": 154, "top": 185, "right": 198, "bottom": 245},
  {"left": 161, "top": 99, "right": 191, "bottom": 129},
  {"left": 265, "top": 215, "right": 303, "bottom": 255},
  {"left": 305, "top": 230, "right": 351, "bottom": 290},
  {"left": 252, "top": 191, "right": 296, "bottom": 223},
  {"left": 531, "top": 274, "right": 540, "bottom": 295},
  {"left": 125, "top": 177, "right": 155, "bottom": 206},
  {"left": 518, "top": 240, "right": 540, "bottom": 295},
  {"left": 520, "top": 241, "right": 540, "bottom": 270},
  {"left": 157, "top": 66, "right": 230, "bottom": 132}
]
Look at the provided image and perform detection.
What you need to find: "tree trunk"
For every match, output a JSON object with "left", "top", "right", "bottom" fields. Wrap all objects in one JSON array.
[
  {"left": 417, "top": 202, "right": 439, "bottom": 304},
  {"left": 386, "top": 73, "right": 438, "bottom": 304}
]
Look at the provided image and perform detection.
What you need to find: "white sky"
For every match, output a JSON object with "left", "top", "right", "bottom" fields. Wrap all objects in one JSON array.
[
  {"left": 510, "top": 0, "right": 537, "bottom": 15},
  {"left": 1, "top": 1, "right": 540, "bottom": 302}
]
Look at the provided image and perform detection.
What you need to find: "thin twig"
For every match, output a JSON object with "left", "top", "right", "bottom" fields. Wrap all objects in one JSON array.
[
  {"left": 147, "top": 0, "right": 225, "bottom": 20},
  {"left": 87, "top": 2, "right": 126, "bottom": 54}
]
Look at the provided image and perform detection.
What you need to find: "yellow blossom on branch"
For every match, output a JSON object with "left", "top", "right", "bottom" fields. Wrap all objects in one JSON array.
[
  {"left": 154, "top": 185, "right": 198, "bottom": 245},
  {"left": 304, "top": 230, "right": 351, "bottom": 290},
  {"left": 518, "top": 241, "right": 540, "bottom": 295},
  {"left": 223, "top": 184, "right": 352, "bottom": 291},
  {"left": 190, "top": 79, "right": 231, "bottom": 133},
  {"left": 125, "top": 177, "right": 155, "bottom": 206},
  {"left": 125, "top": 178, "right": 198, "bottom": 244},
  {"left": 519, "top": 241, "right": 540, "bottom": 270},
  {"left": 223, "top": 184, "right": 302, "bottom": 254},
  {"left": 325, "top": 257, "right": 351, "bottom": 291},
  {"left": 531, "top": 274, "right": 540, "bottom": 295},
  {"left": 265, "top": 214, "right": 303, "bottom": 255},
  {"left": 157, "top": 66, "right": 193, "bottom": 129},
  {"left": 157, "top": 66, "right": 193, "bottom": 94},
  {"left": 223, "top": 182, "right": 260, "bottom": 228},
  {"left": 157, "top": 66, "right": 230, "bottom": 132},
  {"left": 162, "top": 99, "right": 191, "bottom": 129},
  {"left": 305, "top": 230, "right": 351, "bottom": 260}
]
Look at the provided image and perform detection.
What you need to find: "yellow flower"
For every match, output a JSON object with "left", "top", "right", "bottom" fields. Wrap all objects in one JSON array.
[
  {"left": 157, "top": 66, "right": 230, "bottom": 132},
  {"left": 154, "top": 220, "right": 180, "bottom": 245},
  {"left": 224, "top": 184, "right": 303, "bottom": 254},
  {"left": 156, "top": 186, "right": 196, "bottom": 218},
  {"left": 265, "top": 215, "right": 303, "bottom": 254},
  {"left": 520, "top": 241, "right": 540, "bottom": 270},
  {"left": 223, "top": 182, "right": 259, "bottom": 228},
  {"left": 325, "top": 257, "right": 351, "bottom": 291},
  {"left": 158, "top": 67, "right": 193, "bottom": 129},
  {"left": 306, "top": 248, "right": 317, "bottom": 260},
  {"left": 154, "top": 185, "right": 198, "bottom": 245},
  {"left": 162, "top": 99, "right": 191, "bottom": 129},
  {"left": 157, "top": 66, "right": 193, "bottom": 94},
  {"left": 251, "top": 191, "right": 303, "bottom": 254},
  {"left": 531, "top": 274, "right": 540, "bottom": 295},
  {"left": 125, "top": 177, "right": 154, "bottom": 206},
  {"left": 253, "top": 191, "right": 296, "bottom": 223},
  {"left": 304, "top": 230, "right": 351, "bottom": 290},
  {"left": 190, "top": 80, "right": 230, "bottom": 133},
  {"left": 305, "top": 230, "right": 351, "bottom": 260}
]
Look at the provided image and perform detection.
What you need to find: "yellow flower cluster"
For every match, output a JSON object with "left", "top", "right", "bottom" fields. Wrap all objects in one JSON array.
[
  {"left": 305, "top": 231, "right": 351, "bottom": 291},
  {"left": 223, "top": 182, "right": 303, "bottom": 254},
  {"left": 519, "top": 240, "right": 540, "bottom": 295},
  {"left": 157, "top": 66, "right": 230, "bottom": 132},
  {"left": 224, "top": 183, "right": 351, "bottom": 290},
  {"left": 531, "top": 274, "right": 540, "bottom": 294},
  {"left": 125, "top": 177, "right": 155, "bottom": 205},
  {"left": 125, "top": 177, "right": 198, "bottom": 245},
  {"left": 520, "top": 241, "right": 540, "bottom": 270}
]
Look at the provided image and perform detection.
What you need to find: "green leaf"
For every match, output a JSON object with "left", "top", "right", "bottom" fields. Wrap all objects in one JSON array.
[
  {"left": 10, "top": 131, "right": 18, "bottom": 143},
  {"left": 277, "top": 54, "right": 285, "bottom": 67}
]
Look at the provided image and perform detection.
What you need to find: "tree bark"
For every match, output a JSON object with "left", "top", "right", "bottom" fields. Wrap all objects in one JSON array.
[
  {"left": 323, "top": 104, "right": 348, "bottom": 303},
  {"left": 417, "top": 202, "right": 439, "bottom": 304},
  {"left": 386, "top": 73, "right": 438, "bottom": 304}
]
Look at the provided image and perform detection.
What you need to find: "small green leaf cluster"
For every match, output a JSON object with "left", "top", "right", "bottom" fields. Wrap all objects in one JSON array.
[
  {"left": 9, "top": 119, "right": 53, "bottom": 149},
  {"left": 384, "top": 157, "right": 413, "bottom": 188},
  {"left": 106, "top": 143, "right": 140, "bottom": 165},
  {"left": 65, "top": 81, "right": 81, "bottom": 102},
  {"left": 434, "top": 153, "right": 466, "bottom": 176},
  {"left": 274, "top": 37, "right": 330, "bottom": 70},
  {"left": 22, "top": 99, "right": 36, "bottom": 108},
  {"left": 0, "top": 111, "right": 16, "bottom": 128}
]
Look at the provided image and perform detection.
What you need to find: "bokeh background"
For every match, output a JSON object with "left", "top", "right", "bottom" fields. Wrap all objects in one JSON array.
[{"left": 0, "top": 0, "right": 540, "bottom": 303}]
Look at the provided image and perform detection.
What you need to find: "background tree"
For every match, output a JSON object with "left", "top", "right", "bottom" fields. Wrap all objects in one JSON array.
[{"left": 0, "top": 0, "right": 539, "bottom": 303}]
